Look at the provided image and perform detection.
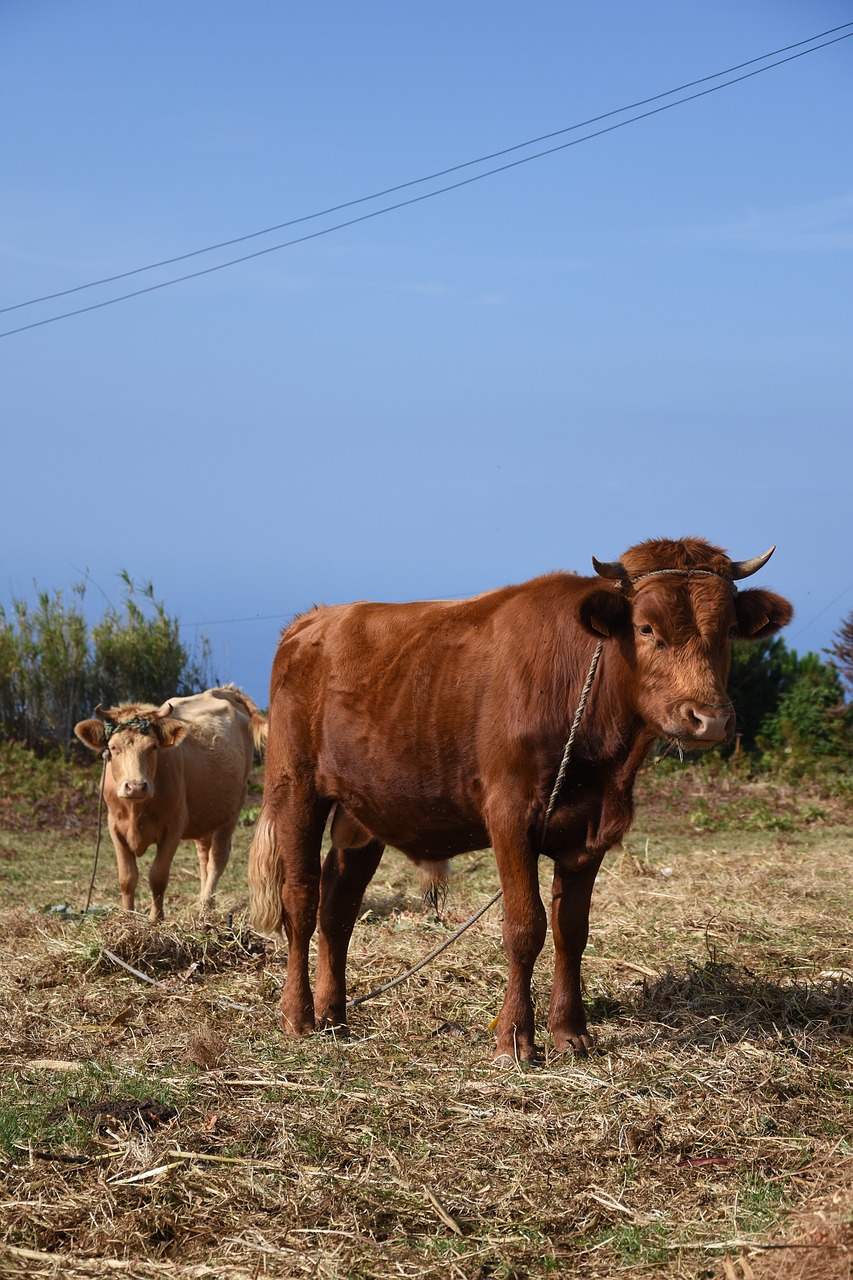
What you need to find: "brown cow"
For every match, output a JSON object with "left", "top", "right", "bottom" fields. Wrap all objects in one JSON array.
[
  {"left": 76, "top": 685, "right": 267, "bottom": 921},
  {"left": 248, "top": 539, "right": 792, "bottom": 1061}
]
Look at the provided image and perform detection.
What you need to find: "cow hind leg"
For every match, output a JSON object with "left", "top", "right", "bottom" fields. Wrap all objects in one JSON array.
[
  {"left": 248, "top": 793, "right": 329, "bottom": 1036},
  {"left": 195, "top": 836, "right": 212, "bottom": 900},
  {"left": 196, "top": 825, "right": 234, "bottom": 911},
  {"left": 314, "top": 840, "right": 385, "bottom": 1031},
  {"left": 548, "top": 852, "right": 605, "bottom": 1055}
]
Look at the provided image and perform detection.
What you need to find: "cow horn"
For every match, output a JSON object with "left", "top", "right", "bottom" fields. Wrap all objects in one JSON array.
[
  {"left": 591, "top": 556, "right": 628, "bottom": 581},
  {"left": 730, "top": 546, "right": 776, "bottom": 580},
  {"left": 94, "top": 704, "right": 110, "bottom": 721}
]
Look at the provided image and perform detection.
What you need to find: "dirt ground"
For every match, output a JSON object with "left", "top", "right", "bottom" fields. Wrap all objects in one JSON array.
[{"left": 1, "top": 757, "right": 851, "bottom": 1278}]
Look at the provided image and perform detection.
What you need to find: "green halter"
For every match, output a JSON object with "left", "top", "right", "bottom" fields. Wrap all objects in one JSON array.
[{"left": 102, "top": 716, "right": 155, "bottom": 741}]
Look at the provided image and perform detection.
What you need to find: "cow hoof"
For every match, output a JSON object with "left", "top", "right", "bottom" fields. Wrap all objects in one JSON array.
[
  {"left": 280, "top": 1012, "right": 316, "bottom": 1036},
  {"left": 551, "top": 1030, "right": 594, "bottom": 1056},
  {"left": 317, "top": 1017, "right": 350, "bottom": 1039},
  {"left": 492, "top": 1045, "right": 542, "bottom": 1068}
]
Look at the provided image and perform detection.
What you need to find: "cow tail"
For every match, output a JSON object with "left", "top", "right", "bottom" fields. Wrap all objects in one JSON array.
[
  {"left": 250, "top": 711, "right": 269, "bottom": 756},
  {"left": 248, "top": 810, "right": 284, "bottom": 937},
  {"left": 213, "top": 685, "right": 268, "bottom": 755}
]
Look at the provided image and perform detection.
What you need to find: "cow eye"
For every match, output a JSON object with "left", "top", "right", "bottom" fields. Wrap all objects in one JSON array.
[{"left": 638, "top": 624, "right": 654, "bottom": 637}]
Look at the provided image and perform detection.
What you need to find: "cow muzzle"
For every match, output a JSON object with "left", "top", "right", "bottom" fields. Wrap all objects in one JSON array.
[
  {"left": 676, "top": 703, "right": 733, "bottom": 747},
  {"left": 117, "top": 779, "right": 152, "bottom": 800}
]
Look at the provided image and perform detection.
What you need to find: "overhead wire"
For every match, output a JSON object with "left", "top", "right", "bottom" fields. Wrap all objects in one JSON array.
[
  {"left": 4, "top": 19, "right": 852, "bottom": 319},
  {"left": 181, "top": 577, "right": 853, "bottom": 647},
  {"left": 789, "top": 581, "right": 853, "bottom": 643},
  {"left": 2, "top": 25, "right": 852, "bottom": 340}
]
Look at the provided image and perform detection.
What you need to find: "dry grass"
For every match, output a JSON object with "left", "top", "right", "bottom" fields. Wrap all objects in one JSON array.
[{"left": 1, "top": 765, "right": 852, "bottom": 1279}]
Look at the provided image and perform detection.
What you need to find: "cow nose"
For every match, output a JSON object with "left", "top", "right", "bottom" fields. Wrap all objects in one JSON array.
[
  {"left": 682, "top": 705, "right": 732, "bottom": 743},
  {"left": 120, "top": 779, "right": 150, "bottom": 799}
]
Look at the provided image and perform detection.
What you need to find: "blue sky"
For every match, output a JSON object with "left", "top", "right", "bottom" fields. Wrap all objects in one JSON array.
[{"left": 2, "top": 2, "right": 852, "bottom": 706}]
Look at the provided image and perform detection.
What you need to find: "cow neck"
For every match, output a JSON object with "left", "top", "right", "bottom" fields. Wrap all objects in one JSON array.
[{"left": 540, "top": 639, "right": 604, "bottom": 849}]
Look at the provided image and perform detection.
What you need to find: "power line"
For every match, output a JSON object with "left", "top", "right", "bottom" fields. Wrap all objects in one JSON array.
[
  {"left": 183, "top": 613, "right": 285, "bottom": 628},
  {"left": 4, "top": 19, "right": 851, "bottom": 319},
  {"left": 186, "top": 579, "right": 853, "bottom": 639},
  {"left": 789, "top": 580, "right": 853, "bottom": 644},
  {"left": 2, "top": 26, "right": 851, "bottom": 341}
]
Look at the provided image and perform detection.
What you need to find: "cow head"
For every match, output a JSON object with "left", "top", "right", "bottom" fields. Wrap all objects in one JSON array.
[
  {"left": 578, "top": 538, "right": 793, "bottom": 750},
  {"left": 74, "top": 701, "right": 186, "bottom": 799}
]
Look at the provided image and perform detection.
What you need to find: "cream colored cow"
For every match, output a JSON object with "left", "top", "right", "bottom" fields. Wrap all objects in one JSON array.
[{"left": 75, "top": 686, "right": 267, "bottom": 921}]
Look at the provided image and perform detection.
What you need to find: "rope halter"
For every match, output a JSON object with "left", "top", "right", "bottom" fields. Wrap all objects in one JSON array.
[{"left": 101, "top": 716, "right": 155, "bottom": 741}]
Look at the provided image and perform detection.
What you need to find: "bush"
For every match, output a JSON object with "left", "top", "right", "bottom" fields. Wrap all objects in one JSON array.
[
  {"left": 727, "top": 637, "right": 802, "bottom": 750},
  {"left": 827, "top": 608, "right": 853, "bottom": 698},
  {"left": 758, "top": 660, "right": 852, "bottom": 768},
  {"left": 90, "top": 571, "right": 211, "bottom": 708},
  {"left": 0, "top": 574, "right": 212, "bottom": 749}
]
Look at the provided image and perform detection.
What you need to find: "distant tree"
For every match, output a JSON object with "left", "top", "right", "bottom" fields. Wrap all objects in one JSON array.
[
  {"left": 90, "top": 571, "right": 212, "bottom": 708},
  {"left": 0, "top": 574, "right": 213, "bottom": 749},
  {"left": 726, "top": 637, "right": 852, "bottom": 766},
  {"left": 758, "top": 659, "right": 851, "bottom": 764},
  {"left": 0, "top": 608, "right": 22, "bottom": 740},
  {"left": 726, "top": 636, "right": 801, "bottom": 750},
  {"left": 8, "top": 585, "right": 90, "bottom": 748},
  {"left": 827, "top": 608, "right": 853, "bottom": 698}
]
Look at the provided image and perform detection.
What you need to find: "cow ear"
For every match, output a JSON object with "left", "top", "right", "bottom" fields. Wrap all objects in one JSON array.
[
  {"left": 734, "top": 589, "right": 793, "bottom": 640},
  {"left": 75, "top": 719, "right": 106, "bottom": 751},
  {"left": 578, "top": 589, "right": 630, "bottom": 638},
  {"left": 155, "top": 718, "right": 187, "bottom": 749}
]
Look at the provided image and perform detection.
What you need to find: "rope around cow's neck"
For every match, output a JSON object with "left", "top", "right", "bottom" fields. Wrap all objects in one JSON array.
[
  {"left": 346, "top": 639, "right": 605, "bottom": 1010},
  {"left": 539, "top": 639, "right": 604, "bottom": 848}
]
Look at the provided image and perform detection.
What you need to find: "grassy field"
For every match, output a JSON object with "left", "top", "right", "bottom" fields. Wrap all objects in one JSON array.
[{"left": 0, "top": 750, "right": 851, "bottom": 1279}]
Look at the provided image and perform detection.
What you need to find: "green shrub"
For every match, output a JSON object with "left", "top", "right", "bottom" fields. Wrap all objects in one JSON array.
[
  {"left": 0, "top": 573, "right": 212, "bottom": 749},
  {"left": 90, "top": 571, "right": 211, "bottom": 707},
  {"left": 758, "top": 662, "right": 852, "bottom": 769},
  {"left": 728, "top": 637, "right": 807, "bottom": 750}
]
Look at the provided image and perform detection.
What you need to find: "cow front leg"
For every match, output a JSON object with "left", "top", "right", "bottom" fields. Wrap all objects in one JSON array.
[
  {"left": 548, "top": 851, "right": 604, "bottom": 1054},
  {"left": 148, "top": 832, "right": 182, "bottom": 922},
  {"left": 491, "top": 831, "right": 547, "bottom": 1063},
  {"left": 314, "top": 840, "right": 385, "bottom": 1030},
  {"left": 111, "top": 829, "right": 139, "bottom": 913}
]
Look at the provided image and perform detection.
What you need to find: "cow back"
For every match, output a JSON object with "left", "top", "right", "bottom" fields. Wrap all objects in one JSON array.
[{"left": 164, "top": 690, "right": 256, "bottom": 837}]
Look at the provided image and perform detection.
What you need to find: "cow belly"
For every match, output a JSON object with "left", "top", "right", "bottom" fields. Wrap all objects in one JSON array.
[
  {"left": 179, "top": 741, "right": 251, "bottom": 837},
  {"left": 335, "top": 795, "right": 490, "bottom": 860},
  {"left": 181, "top": 789, "right": 243, "bottom": 839}
]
